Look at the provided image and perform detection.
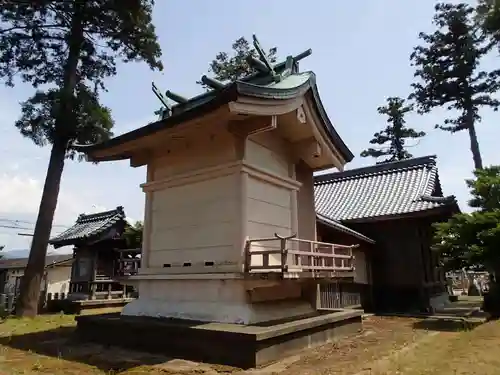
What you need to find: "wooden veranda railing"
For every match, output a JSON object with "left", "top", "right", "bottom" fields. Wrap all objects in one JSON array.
[
  {"left": 69, "top": 280, "right": 137, "bottom": 300},
  {"left": 244, "top": 233, "right": 357, "bottom": 278},
  {"left": 115, "top": 248, "right": 141, "bottom": 277}
]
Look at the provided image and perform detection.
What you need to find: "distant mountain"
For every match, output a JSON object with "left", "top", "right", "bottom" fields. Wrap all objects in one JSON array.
[
  {"left": 2, "top": 248, "right": 72, "bottom": 259},
  {"left": 2, "top": 249, "right": 29, "bottom": 259}
]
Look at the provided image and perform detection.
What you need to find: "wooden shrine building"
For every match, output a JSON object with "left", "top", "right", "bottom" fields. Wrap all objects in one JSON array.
[
  {"left": 315, "top": 155, "right": 460, "bottom": 312},
  {"left": 49, "top": 206, "right": 140, "bottom": 311},
  {"left": 73, "top": 36, "right": 365, "bottom": 368}
]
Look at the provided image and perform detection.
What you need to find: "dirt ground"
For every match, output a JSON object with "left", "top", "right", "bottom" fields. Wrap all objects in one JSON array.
[{"left": 0, "top": 307, "right": 497, "bottom": 375}]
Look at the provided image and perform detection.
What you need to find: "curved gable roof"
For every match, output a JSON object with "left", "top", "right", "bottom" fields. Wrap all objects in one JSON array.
[
  {"left": 75, "top": 55, "right": 353, "bottom": 163},
  {"left": 49, "top": 207, "right": 126, "bottom": 248}
]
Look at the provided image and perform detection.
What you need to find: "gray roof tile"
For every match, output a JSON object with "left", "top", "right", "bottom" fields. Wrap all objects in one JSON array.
[
  {"left": 314, "top": 155, "right": 458, "bottom": 222},
  {"left": 49, "top": 207, "right": 126, "bottom": 248}
]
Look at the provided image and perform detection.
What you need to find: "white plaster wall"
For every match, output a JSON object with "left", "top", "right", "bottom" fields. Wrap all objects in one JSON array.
[
  {"left": 149, "top": 174, "right": 239, "bottom": 266},
  {"left": 3, "top": 269, "right": 22, "bottom": 294},
  {"left": 3, "top": 266, "right": 70, "bottom": 294},
  {"left": 246, "top": 176, "right": 293, "bottom": 267},
  {"left": 46, "top": 266, "right": 71, "bottom": 295},
  {"left": 122, "top": 278, "right": 314, "bottom": 324}
]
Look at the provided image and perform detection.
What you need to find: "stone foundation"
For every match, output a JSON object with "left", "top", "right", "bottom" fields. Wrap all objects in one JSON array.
[
  {"left": 76, "top": 309, "right": 363, "bottom": 368},
  {"left": 122, "top": 278, "right": 316, "bottom": 324}
]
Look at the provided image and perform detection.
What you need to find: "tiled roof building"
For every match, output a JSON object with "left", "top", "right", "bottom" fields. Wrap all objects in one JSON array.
[
  {"left": 49, "top": 207, "right": 126, "bottom": 249},
  {"left": 314, "top": 155, "right": 459, "bottom": 312},
  {"left": 314, "top": 155, "right": 458, "bottom": 223}
]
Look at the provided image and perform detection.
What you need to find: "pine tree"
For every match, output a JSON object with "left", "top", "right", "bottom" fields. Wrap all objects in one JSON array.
[
  {"left": 360, "top": 97, "right": 425, "bottom": 163},
  {"left": 410, "top": 2, "right": 500, "bottom": 170},
  {"left": 0, "top": 1, "right": 162, "bottom": 317},
  {"left": 198, "top": 36, "right": 277, "bottom": 89},
  {"left": 433, "top": 166, "right": 500, "bottom": 281},
  {"left": 476, "top": 0, "right": 500, "bottom": 44},
  {"left": 123, "top": 221, "right": 144, "bottom": 249}
]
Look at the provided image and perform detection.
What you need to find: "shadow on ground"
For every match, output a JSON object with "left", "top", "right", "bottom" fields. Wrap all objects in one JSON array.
[
  {"left": 412, "top": 317, "right": 485, "bottom": 332},
  {"left": 0, "top": 326, "right": 170, "bottom": 373}
]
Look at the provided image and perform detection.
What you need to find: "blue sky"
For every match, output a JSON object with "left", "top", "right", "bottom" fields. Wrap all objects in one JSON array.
[{"left": 1, "top": 0, "right": 498, "bottom": 253}]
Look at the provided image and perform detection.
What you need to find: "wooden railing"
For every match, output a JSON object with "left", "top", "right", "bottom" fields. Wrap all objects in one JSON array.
[
  {"left": 116, "top": 258, "right": 141, "bottom": 277},
  {"left": 115, "top": 248, "right": 141, "bottom": 277},
  {"left": 244, "top": 233, "right": 357, "bottom": 278},
  {"left": 69, "top": 280, "right": 135, "bottom": 300}
]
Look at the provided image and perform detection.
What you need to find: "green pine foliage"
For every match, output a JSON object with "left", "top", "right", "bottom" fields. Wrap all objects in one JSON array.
[
  {"left": 198, "top": 36, "right": 277, "bottom": 89},
  {"left": 0, "top": 0, "right": 162, "bottom": 316},
  {"left": 123, "top": 221, "right": 144, "bottom": 249},
  {"left": 361, "top": 97, "right": 425, "bottom": 163},
  {"left": 410, "top": 2, "right": 500, "bottom": 170},
  {"left": 433, "top": 166, "right": 500, "bottom": 290},
  {"left": 476, "top": 0, "right": 500, "bottom": 46}
]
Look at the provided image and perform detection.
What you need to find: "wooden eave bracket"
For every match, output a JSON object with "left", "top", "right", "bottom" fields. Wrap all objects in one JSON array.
[
  {"left": 227, "top": 115, "right": 277, "bottom": 137},
  {"left": 292, "top": 137, "right": 322, "bottom": 161},
  {"left": 130, "top": 150, "right": 152, "bottom": 168}
]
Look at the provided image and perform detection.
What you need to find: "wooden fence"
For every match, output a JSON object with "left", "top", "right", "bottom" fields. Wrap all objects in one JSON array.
[
  {"left": 0, "top": 294, "right": 16, "bottom": 315},
  {"left": 318, "top": 282, "right": 362, "bottom": 309},
  {"left": 0, "top": 292, "right": 67, "bottom": 315}
]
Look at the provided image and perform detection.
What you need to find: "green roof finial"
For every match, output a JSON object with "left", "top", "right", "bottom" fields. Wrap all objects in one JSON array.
[
  {"left": 252, "top": 34, "right": 277, "bottom": 79},
  {"left": 165, "top": 90, "right": 189, "bottom": 104},
  {"left": 201, "top": 75, "right": 225, "bottom": 90},
  {"left": 152, "top": 82, "right": 171, "bottom": 120}
]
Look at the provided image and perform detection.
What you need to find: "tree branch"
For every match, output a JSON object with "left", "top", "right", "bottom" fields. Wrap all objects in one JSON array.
[{"left": 0, "top": 24, "right": 65, "bottom": 34}]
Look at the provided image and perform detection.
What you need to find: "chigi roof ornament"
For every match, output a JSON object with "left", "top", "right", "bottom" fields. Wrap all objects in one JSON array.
[{"left": 151, "top": 35, "right": 313, "bottom": 120}]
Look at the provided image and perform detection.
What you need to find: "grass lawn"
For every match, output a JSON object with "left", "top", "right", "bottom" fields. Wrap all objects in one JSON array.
[
  {"left": 0, "top": 307, "right": 497, "bottom": 374},
  {"left": 375, "top": 317, "right": 500, "bottom": 375}
]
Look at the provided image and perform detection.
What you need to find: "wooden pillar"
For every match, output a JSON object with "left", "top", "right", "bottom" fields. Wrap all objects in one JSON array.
[
  {"left": 289, "top": 163, "right": 299, "bottom": 267},
  {"left": 90, "top": 282, "right": 96, "bottom": 300},
  {"left": 238, "top": 171, "right": 248, "bottom": 271},
  {"left": 141, "top": 163, "right": 155, "bottom": 269},
  {"left": 93, "top": 251, "right": 99, "bottom": 279},
  {"left": 289, "top": 163, "right": 298, "bottom": 237}
]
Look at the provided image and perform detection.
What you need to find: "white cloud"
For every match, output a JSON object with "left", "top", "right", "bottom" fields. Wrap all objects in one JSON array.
[
  {"left": 0, "top": 173, "right": 41, "bottom": 214},
  {"left": 0, "top": 171, "right": 93, "bottom": 225},
  {"left": 0, "top": 78, "right": 152, "bottom": 253}
]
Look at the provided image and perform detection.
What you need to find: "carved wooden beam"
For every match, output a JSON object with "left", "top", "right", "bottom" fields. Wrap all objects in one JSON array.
[
  {"left": 296, "top": 106, "right": 307, "bottom": 124},
  {"left": 227, "top": 115, "right": 277, "bottom": 137},
  {"left": 292, "top": 137, "right": 322, "bottom": 161}
]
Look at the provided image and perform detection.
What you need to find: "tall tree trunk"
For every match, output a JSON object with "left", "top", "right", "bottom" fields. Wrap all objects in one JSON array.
[
  {"left": 15, "top": 141, "right": 66, "bottom": 317},
  {"left": 16, "top": 3, "right": 84, "bottom": 317},
  {"left": 463, "top": 98, "right": 483, "bottom": 170},
  {"left": 394, "top": 123, "right": 404, "bottom": 161},
  {"left": 468, "top": 122, "right": 483, "bottom": 170}
]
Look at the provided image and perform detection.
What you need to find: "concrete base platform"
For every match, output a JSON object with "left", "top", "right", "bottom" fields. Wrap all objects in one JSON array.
[
  {"left": 47, "top": 298, "right": 134, "bottom": 314},
  {"left": 75, "top": 309, "right": 363, "bottom": 368}
]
